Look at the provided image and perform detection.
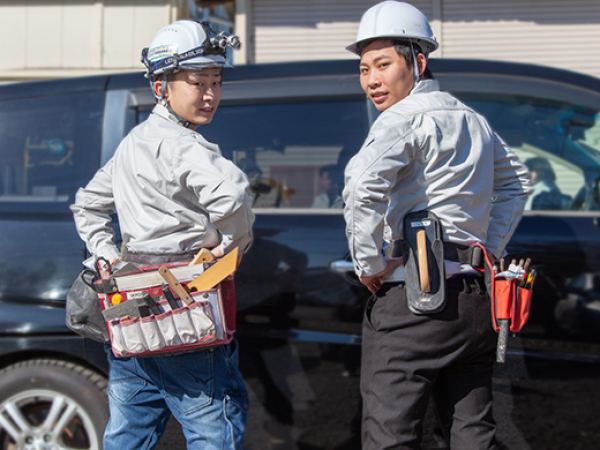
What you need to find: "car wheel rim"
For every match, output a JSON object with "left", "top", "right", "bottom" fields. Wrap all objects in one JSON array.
[{"left": 0, "top": 389, "right": 99, "bottom": 450}]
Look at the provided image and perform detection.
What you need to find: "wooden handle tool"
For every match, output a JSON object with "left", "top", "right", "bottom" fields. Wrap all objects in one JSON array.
[
  {"left": 187, "top": 247, "right": 238, "bottom": 292},
  {"left": 416, "top": 229, "right": 430, "bottom": 293},
  {"left": 189, "top": 248, "right": 215, "bottom": 266},
  {"left": 158, "top": 266, "right": 194, "bottom": 305}
]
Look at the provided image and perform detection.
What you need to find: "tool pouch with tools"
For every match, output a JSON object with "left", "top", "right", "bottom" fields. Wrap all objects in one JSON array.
[
  {"left": 475, "top": 244, "right": 534, "bottom": 362},
  {"left": 402, "top": 210, "right": 446, "bottom": 314},
  {"left": 492, "top": 277, "right": 533, "bottom": 333},
  {"left": 95, "top": 252, "right": 237, "bottom": 358}
]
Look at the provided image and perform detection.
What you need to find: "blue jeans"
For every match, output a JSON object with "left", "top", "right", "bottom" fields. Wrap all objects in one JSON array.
[{"left": 103, "top": 340, "right": 248, "bottom": 450}]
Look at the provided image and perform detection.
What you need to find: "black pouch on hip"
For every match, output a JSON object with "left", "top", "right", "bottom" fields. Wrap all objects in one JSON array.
[{"left": 402, "top": 210, "right": 446, "bottom": 314}]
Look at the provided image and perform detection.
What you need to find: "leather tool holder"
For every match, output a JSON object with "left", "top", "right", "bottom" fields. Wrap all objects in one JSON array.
[{"left": 402, "top": 210, "right": 446, "bottom": 314}]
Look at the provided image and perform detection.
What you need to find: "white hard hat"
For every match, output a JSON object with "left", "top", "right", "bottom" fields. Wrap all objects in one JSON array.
[
  {"left": 141, "top": 20, "right": 240, "bottom": 79},
  {"left": 346, "top": 1, "right": 438, "bottom": 56}
]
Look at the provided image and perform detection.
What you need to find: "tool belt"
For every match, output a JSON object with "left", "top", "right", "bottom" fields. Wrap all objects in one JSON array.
[
  {"left": 87, "top": 249, "right": 238, "bottom": 358},
  {"left": 386, "top": 240, "right": 485, "bottom": 268},
  {"left": 392, "top": 210, "right": 535, "bottom": 361}
]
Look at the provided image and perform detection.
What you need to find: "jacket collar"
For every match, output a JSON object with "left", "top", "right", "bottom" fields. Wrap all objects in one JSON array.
[
  {"left": 410, "top": 79, "right": 440, "bottom": 96},
  {"left": 150, "top": 103, "right": 221, "bottom": 153},
  {"left": 152, "top": 103, "right": 185, "bottom": 126}
]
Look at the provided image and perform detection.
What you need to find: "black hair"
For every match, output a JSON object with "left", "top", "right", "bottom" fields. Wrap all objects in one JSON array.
[{"left": 357, "top": 38, "right": 434, "bottom": 80}]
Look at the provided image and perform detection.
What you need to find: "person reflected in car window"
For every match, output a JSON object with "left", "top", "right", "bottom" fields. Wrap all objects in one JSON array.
[
  {"left": 238, "top": 158, "right": 282, "bottom": 208},
  {"left": 524, "top": 157, "right": 566, "bottom": 210},
  {"left": 312, "top": 164, "right": 344, "bottom": 208}
]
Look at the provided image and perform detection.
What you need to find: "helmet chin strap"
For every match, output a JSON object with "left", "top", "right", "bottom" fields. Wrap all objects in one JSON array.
[{"left": 409, "top": 39, "right": 420, "bottom": 93}]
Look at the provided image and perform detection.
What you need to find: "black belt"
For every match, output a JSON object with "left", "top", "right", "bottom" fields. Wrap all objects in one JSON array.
[{"left": 385, "top": 240, "right": 485, "bottom": 269}]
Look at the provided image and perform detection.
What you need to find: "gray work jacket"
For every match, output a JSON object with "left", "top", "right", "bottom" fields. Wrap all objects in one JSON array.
[
  {"left": 71, "top": 104, "right": 254, "bottom": 263},
  {"left": 343, "top": 80, "right": 532, "bottom": 278}
]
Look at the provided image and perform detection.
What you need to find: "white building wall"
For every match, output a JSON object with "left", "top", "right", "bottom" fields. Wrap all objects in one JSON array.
[
  {"left": 0, "top": 0, "right": 188, "bottom": 81},
  {"left": 102, "top": 0, "right": 173, "bottom": 69}
]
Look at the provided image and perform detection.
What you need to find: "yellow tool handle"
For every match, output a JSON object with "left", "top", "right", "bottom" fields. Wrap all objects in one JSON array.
[
  {"left": 416, "top": 229, "right": 430, "bottom": 293},
  {"left": 189, "top": 248, "right": 215, "bottom": 266},
  {"left": 187, "top": 247, "right": 238, "bottom": 292},
  {"left": 158, "top": 266, "right": 194, "bottom": 306}
]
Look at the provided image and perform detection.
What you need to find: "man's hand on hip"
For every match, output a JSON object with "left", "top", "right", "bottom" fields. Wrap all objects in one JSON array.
[{"left": 359, "top": 258, "right": 404, "bottom": 294}]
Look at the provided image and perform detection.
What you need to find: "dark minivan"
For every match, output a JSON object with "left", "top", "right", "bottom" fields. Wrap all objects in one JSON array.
[{"left": 1, "top": 59, "right": 600, "bottom": 450}]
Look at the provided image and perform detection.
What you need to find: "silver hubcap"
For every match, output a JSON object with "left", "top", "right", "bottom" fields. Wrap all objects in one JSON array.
[{"left": 0, "top": 389, "right": 99, "bottom": 450}]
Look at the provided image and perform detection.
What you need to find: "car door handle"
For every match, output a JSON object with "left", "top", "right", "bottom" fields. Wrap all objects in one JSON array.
[{"left": 329, "top": 260, "right": 355, "bottom": 273}]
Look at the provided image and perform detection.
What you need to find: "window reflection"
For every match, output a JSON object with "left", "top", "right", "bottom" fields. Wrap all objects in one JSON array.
[
  {"left": 0, "top": 92, "right": 103, "bottom": 212},
  {"left": 458, "top": 93, "right": 600, "bottom": 211},
  {"left": 202, "top": 100, "right": 368, "bottom": 209}
]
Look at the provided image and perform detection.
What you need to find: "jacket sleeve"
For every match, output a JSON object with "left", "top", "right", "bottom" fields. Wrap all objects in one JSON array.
[
  {"left": 343, "top": 122, "right": 415, "bottom": 278},
  {"left": 486, "top": 132, "right": 533, "bottom": 258},
  {"left": 70, "top": 158, "right": 121, "bottom": 262},
  {"left": 177, "top": 145, "right": 255, "bottom": 256}
]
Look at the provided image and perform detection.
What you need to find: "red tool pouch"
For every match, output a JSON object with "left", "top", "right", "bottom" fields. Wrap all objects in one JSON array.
[
  {"left": 473, "top": 243, "right": 533, "bottom": 333},
  {"left": 96, "top": 261, "right": 236, "bottom": 358},
  {"left": 493, "top": 278, "right": 532, "bottom": 332}
]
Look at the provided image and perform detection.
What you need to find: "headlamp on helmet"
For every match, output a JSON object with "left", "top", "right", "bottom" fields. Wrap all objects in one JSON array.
[{"left": 141, "top": 20, "right": 241, "bottom": 80}]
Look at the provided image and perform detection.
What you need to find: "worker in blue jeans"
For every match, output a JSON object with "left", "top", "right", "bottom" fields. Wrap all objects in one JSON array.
[
  {"left": 71, "top": 20, "right": 254, "bottom": 450},
  {"left": 105, "top": 341, "right": 247, "bottom": 448}
]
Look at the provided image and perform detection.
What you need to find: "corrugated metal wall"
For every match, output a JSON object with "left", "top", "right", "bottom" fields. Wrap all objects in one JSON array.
[
  {"left": 251, "top": 0, "right": 600, "bottom": 79},
  {"left": 252, "top": 0, "right": 433, "bottom": 63},
  {"left": 440, "top": 0, "right": 600, "bottom": 79}
]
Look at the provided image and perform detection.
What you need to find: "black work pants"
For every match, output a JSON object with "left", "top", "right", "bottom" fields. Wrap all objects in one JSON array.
[{"left": 361, "top": 276, "right": 498, "bottom": 450}]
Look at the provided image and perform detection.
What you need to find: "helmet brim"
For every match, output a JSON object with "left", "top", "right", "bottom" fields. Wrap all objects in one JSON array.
[{"left": 345, "top": 36, "right": 438, "bottom": 56}]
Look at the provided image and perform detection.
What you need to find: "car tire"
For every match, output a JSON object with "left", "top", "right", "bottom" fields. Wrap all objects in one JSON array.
[{"left": 0, "top": 358, "right": 108, "bottom": 450}]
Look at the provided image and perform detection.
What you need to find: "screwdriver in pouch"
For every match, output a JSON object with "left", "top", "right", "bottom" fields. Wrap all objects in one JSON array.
[
  {"left": 161, "top": 283, "right": 180, "bottom": 310},
  {"left": 141, "top": 292, "right": 162, "bottom": 315}
]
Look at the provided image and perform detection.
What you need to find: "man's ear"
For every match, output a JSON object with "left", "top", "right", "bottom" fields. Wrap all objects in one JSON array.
[
  {"left": 416, "top": 53, "right": 427, "bottom": 77},
  {"left": 153, "top": 75, "right": 166, "bottom": 100}
]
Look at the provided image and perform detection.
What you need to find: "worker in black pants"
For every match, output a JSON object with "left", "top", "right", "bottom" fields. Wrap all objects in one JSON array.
[
  {"left": 342, "top": 2, "right": 532, "bottom": 449},
  {"left": 362, "top": 277, "right": 496, "bottom": 448}
]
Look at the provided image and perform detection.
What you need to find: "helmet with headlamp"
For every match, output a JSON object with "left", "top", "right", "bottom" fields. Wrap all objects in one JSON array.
[
  {"left": 141, "top": 20, "right": 240, "bottom": 127},
  {"left": 142, "top": 20, "right": 240, "bottom": 80}
]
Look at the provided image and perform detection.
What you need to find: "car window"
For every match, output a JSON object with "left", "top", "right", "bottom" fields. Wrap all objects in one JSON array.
[
  {"left": 457, "top": 93, "right": 600, "bottom": 211},
  {"left": 200, "top": 100, "right": 369, "bottom": 210},
  {"left": 0, "top": 92, "right": 104, "bottom": 213}
]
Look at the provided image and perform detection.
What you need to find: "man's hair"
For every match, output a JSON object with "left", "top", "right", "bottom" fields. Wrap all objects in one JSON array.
[{"left": 357, "top": 39, "right": 434, "bottom": 80}]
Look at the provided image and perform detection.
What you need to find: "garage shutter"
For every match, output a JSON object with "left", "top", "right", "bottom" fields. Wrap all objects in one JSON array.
[
  {"left": 440, "top": 0, "right": 600, "bottom": 79},
  {"left": 250, "top": 0, "right": 600, "bottom": 79},
  {"left": 252, "top": 0, "right": 433, "bottom": 63}
]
